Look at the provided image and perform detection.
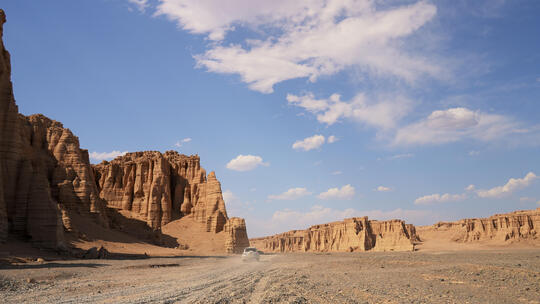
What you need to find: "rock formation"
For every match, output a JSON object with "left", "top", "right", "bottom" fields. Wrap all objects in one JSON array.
[
  {"left": 92, "top": 151, "right": 249, "bottom": 252},
  {"left": 93, "top": 151, "right": 228, "bottom": 231},
  {"left": 0, "top": 10, "right": 249, "bottom": 253},
  {"left": 224, "top": 217, "right": 250, "bottom": 253},
  {"left": 251, "top": 217, "right": 418, "bottom": 253},
  {"left": 418, "top": 208, "right": 540, "bottom": 244},
  {"left": 0, "top": 10, "right": 105, "bottom": 249}
]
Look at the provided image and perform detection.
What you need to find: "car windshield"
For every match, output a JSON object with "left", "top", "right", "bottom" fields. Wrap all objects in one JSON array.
[{"left": 244, "top": 248, "right": 257, "bottom": 252}]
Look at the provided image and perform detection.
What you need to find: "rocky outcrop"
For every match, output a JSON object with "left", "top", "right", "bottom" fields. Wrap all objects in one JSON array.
[
  {"left": 93, "top": 151, "right": 229, "bottom": 232},
  {"left": 0, "top": 9, "right": 14, "bottom": 243},
  {"left": 224, "top": 217, "right": 250, "bottom": 253},
  {"left": 93, "top": 151, "right": 249, "bottom": 253},
  {"left": 0, "top": 10, "right": 248, "bottom": 253},
  {"left": 251, "top": 217, "right": 418, "bottom": 253},
  {"left": 0, "top": 11, "right": 108, "bottom": 248},
  {"left": 419, "top": 208, "right": 540, "bottom": 243}
]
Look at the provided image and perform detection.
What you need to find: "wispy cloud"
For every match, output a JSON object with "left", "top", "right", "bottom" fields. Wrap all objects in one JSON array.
[
  {"left": 388, "top": 153, "right": 414, "bottom": 160},
  {"left": 127, "top": 0, "right": 149, "bottom": 12},
  {"left": 268, "top": 188, "right": 312, "bottom": 201},
  {"left": 155, "top": 0, "right": 439, "bottom": 93},
  {"left": 393, "top": 107, "right": 522, "bottom": 146},
  {"left": 174, "top": 137, "right": 192, "bottom": 148},
  {"left": 288, "top": 93, "right": 412, "bottom": 128},
  {"left": 414, "top": 193, "right": 467, "bottom": 205}
]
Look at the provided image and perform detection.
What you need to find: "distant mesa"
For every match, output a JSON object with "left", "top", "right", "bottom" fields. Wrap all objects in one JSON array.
[
  {"left": 417, "top": 208, "right": 540, "bottom": 247},
  {"left": 251, "top": 217, "right": 419, "bottom": 253}
]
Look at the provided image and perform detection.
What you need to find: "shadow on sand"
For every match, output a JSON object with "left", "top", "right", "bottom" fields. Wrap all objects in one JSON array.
[{"left": 0, "top": 262, "right": 110, "bottom": 270}]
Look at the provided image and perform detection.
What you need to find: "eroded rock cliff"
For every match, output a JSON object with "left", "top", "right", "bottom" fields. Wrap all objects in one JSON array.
[
  {"left": 418, "top": 208, "right": 540, "bottom": 244},
  {"left": 0, "top": 10, "right": 109, "bottom": 248},
  {"left": 93, "top": 151, "right": 249, "bottom": 252},
  {"left": 93, "top": 151, "right": 229, "bottom": 231},
  {"left": 251, "top": 217, "right": 418, "bottom": 253},
  {"left": 224, "top": 217, "right": 250, "bottom": 253},
  {"left": 0, "top": 10, "right": 248, "bottom": 253}
]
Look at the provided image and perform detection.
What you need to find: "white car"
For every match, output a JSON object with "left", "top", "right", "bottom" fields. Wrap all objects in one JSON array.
[{"left": 241, "top": 247, "right": 260, "bottom": 262}]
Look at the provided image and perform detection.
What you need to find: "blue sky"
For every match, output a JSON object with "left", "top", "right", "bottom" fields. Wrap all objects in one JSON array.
[{"left": 3, "top": 0, "right": 540, "bottom": 237}]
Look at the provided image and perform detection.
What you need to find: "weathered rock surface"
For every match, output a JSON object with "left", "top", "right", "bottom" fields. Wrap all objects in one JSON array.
[
  {"left": 251, "top": 217, "right": 417, "bottom": 253},
  {"left": 93, "top": 151, "right": 249, "bottom": 252},
  {"left": 224, "top": 217, "right": 250, "bottom": 253},
  {"left": 418, "top": 208, "right": 540, "bottom": 244},
  {"left": 0, "top": 11, "right": 108, "bottom": 248},
  {"left": 0, "top": 10, "right": 248, "bottom": 253},
  {"left": 93, "top": 151, "right": 228, "bottom": 231}
]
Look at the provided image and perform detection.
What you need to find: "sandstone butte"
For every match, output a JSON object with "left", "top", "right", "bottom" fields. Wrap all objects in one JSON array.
[
  {"left": 251, "top": 217, "right": 420, "bottom": 253},
  {"left": 0, "top": 10, "right": 248, "bottom": 254},
  {"left": 417, "top": 208, "right": 540, "bottom": 245}
]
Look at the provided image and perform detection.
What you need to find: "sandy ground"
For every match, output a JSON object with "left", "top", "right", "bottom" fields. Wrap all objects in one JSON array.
[{"left": 1, "top": 249, "right": 540, "bottom": 303}]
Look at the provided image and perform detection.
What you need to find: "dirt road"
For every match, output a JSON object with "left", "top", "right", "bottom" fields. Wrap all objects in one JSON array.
[{"left": 1, "top": 250, "right": 540, "bottom": 303}]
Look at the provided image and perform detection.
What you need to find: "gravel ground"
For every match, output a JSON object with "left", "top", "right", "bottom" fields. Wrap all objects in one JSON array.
[{"left": 1, "top": 250, "right": 539, "bottom": 303}]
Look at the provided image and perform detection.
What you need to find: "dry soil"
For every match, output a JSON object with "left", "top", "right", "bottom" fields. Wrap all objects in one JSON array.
[{"left": 1, "top": 249, "right": 540, "bottom": 303}]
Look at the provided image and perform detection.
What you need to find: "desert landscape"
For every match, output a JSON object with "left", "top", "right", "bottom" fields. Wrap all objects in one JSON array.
[{"left": 2, "top": 2, "right": 540, "bottom": 304}]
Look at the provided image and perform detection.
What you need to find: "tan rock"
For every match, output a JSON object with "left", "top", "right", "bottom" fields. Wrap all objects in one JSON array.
[
  {"left": 418, "top": 208, "right": 540, "bottom": 244},
  {"left": 93, "top": 151, "right": 249, "bottom": 252},
  {"left": 93, "top": 151, "right": 229, "bottom": 232},
  {"left": 0, "top": 12, "right": 108, "bottom": 248},
  {"left": 224, "top": 217, "right": 250, "bottom": 253},
  {"left": 250, "top": 217, "right": 417, "bottom": 253}
]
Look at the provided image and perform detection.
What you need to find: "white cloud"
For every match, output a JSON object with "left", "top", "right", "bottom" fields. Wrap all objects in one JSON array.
[
  {"left": 468, "top": 150, "right": 480, "bottom": 156},
  {"left": 318, "top": 184, "right": 355, "bottom": 200},
  {"left": 222, "top": 190, "right": 237, "bottom": 204},
  {"left": 393, "top": 107, "right": 521, "bottom": 146},
  {"left": 226, "top": 154, "right": 269, "bottom": 171},
  {"left": 174, "top": 137, "right": 192, "bottom": 147},
  {"left": 128, "top": 0, "right": 149, "bottom": 12},
  {"left": 476, "top": 172, "right": 537, "bottom": 198},
  {"left": 465, "top": 184, "right": 476, "bottom": 191},
  {"left": 288, "top": 93, "right": 412, "bottom": 128},
  {"left": 327, "top": 135, "right": 338, "bottom": 143},
  {"left": 89, "top": 150, "right": 128, "bottom": 162},
  {"left": 331, "top": 171, "right": 342, "bottom": 175},
  {"left": 375, "top": 186, "right": 392, "bottom": 192},
  {"left": 292, "top": 134, "right": 326, "bottom": 151},
  {"left": 268, "top": 187, "right": 312, "bottom": 201},
  {"left": 155, "top": 0, "right": 440, "bottom": 93},
  {"left": 414, "top": 193, "right": 467, "bottom": 205}
]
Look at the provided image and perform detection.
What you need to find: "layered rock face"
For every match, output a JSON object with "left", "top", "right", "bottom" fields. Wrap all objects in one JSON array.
[
  {"left": 93, "top": 151, "right": 249, "bottom": 252},
  {"left": 0, "top": 10, "right": 248, "bottom": 253},
  {"left": 224, "top": 217, "right": 250, "bottom": 253},
  {"left": 93, "top": 151, "right": 228, "bottom": 232},
  {"left": 251, "top": 217, "right": 418, "bottom": 253},
  {"left": 419, "top": 208, "right": 540, "bottom": 243},
  {"left": 0, "top": 11, "right": 108, "bottom": 248}
]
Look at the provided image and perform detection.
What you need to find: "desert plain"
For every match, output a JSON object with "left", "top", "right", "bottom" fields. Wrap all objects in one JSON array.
[{"left": 2, "top": 246, "right": 540, "bottom": 304}]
